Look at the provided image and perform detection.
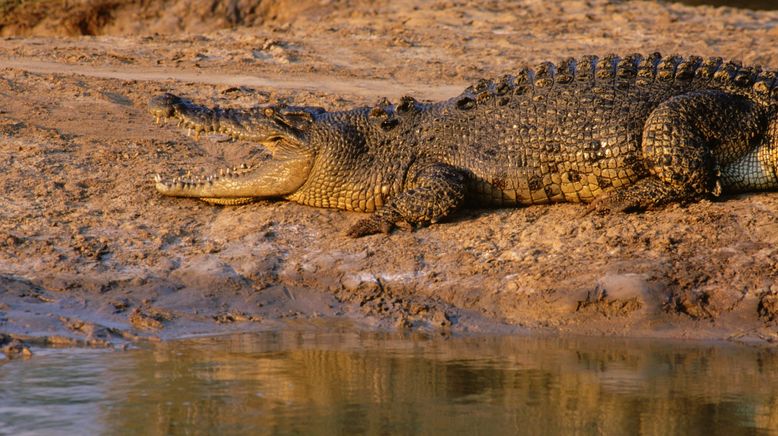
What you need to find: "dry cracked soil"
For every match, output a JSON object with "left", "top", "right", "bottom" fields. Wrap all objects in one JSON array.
[{"left": 2, "top": 0, "right": 778, "bottom": 357}]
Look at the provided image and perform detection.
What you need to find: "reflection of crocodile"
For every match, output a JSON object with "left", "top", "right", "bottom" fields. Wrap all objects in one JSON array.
[{"left": 150, "top": 53, "right": 778, "bottom": 237}]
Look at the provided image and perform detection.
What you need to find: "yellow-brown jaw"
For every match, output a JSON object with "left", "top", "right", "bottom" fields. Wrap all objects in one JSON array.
[{"left": 150, "top": 93, "right": 318, "bottom": 204}]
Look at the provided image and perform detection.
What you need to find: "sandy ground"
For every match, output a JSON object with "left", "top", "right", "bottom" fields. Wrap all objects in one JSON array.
[{"left": 2, "top": 0, "right": 778, "bottom": 355}]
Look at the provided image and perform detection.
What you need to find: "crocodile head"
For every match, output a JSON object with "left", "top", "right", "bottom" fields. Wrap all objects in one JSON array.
[{"left": 149, "top": 93, "right": 326, "bottom": 203}]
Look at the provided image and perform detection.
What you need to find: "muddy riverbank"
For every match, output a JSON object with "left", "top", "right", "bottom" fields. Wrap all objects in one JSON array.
[{"left": 1, "top": 0, "right": 778, "bottom": 354}]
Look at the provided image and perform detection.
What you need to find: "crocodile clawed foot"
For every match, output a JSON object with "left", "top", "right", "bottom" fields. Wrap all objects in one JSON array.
[
  {"left": 579, "top": 202, "right": 598, "bottom": 218},
  {"left": 586, "top": 189, "right": 647, "bottom": 216},
  {"left": 346, "top": 215, "right": 396, "bottom": 238},
  {"left": 583, "top": 195, "right": 616, "bottom": 216}
]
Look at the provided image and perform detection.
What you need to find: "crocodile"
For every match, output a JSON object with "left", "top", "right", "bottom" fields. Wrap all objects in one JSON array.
[{"left": 149, "top": 53, "right": 778, "bottom": 237}]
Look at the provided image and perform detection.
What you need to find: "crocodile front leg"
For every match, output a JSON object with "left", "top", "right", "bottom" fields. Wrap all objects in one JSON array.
[{"left": 346, "top": 163, "right": 466, "bottom": 237}]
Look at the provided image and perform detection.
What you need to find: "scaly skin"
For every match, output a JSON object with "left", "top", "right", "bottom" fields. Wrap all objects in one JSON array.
[{"left": 149, "top": 53, "right": 778, "bottom": 237}]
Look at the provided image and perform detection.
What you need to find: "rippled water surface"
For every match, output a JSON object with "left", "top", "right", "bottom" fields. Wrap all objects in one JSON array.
[{"left": 2, "top": 332, "right": 778, "bottom": 435}]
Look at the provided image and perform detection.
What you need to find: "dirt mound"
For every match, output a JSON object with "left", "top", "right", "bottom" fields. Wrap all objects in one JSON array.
[{"left": 0, "top": 0, "right": 337, "bottom": 36}]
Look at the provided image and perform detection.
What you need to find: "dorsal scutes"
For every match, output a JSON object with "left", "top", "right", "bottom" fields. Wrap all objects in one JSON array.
[
  {"left": 534, "top": 61, "right": 556, "bottom": 89},
  {"left": 449, "top": 53, "right": 778, "bottom": 112}
]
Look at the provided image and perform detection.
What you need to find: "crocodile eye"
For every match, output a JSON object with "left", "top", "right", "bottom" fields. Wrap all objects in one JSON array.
[{"left": 263, "top": 107, "right": 275, "bottom": 117}]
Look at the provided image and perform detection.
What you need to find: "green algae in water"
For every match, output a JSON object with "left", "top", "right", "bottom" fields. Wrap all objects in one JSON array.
[{"left": 2, "top": 332, "right": 778, "bottom": 434}]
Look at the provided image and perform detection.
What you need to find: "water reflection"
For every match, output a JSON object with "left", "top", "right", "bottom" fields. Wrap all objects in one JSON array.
[{"left": 2, "top": 332, "right": 778, "bottom": 434}]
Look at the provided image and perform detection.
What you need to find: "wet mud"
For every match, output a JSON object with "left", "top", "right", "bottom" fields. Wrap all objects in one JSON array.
[{"left": 1, "top": 0, "right": 778, "bottom": 353}]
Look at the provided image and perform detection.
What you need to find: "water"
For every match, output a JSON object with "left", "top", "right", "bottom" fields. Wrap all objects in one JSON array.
[
  {"left": 1, "top": 332, "right": 777, "bottom": 435},
  {"left": 671, "top": 0, "right": 778, "bottom": 10}
]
